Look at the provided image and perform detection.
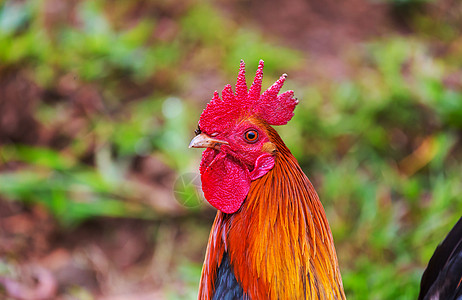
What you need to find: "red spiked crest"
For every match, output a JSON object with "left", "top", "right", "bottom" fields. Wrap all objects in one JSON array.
[{"left": 198, "top": 60, "right": 298, "bottom": 134}]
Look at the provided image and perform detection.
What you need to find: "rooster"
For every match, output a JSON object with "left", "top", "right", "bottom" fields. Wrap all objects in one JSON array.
[
  {"left": 189, "top": 60, "right": 462, "bottom": 299},
  {"left": 189, "top": 60, "right": 345, "bottom": 299}
]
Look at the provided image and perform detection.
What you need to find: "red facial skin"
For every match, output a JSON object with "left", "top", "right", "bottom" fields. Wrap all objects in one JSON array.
[
  {"left": 199, "top": 119, "right": 275, "bottom": 214},
  {"left": 203, "top": 120, "right": 269, "bottom": 168}
]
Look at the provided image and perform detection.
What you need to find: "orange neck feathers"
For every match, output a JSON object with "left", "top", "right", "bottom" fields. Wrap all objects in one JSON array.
[{"left": 199, "top": 125, "right": 346, "bottom": 300}]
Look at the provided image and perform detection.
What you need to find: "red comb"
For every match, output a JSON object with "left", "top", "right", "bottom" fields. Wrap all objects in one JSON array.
[{"left": 198, "top": 60, "right": 298, "bottom": 134}]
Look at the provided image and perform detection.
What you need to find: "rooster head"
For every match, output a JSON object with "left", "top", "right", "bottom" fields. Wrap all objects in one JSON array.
[{"left": 189, "top": 60, "right": 298, "bottom": 213}]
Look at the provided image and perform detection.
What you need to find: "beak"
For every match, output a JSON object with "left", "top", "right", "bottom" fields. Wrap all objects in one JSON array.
[{"left": 189, "top": 133, "right": 228, "bottom": 149}]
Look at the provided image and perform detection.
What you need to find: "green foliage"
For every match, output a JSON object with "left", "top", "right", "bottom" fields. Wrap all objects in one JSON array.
[
  {"left": 0, "top": 0, "right": 301, "bottom": 229},
  {"left": 0, "top": 145, "right": 153, "bottom": 226},
  {"left": 180, "top": 2, "right": 302, "bottom": 75}
]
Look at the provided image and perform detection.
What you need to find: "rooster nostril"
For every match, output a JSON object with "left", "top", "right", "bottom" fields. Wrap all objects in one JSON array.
[{"left": 195, "top": 126, "right": 201, "bottom": 136}]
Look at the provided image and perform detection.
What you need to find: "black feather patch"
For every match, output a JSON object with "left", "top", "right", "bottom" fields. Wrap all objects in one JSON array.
[
  {"left": 212, "top": 252, "right": 246, "bottom": 300},
  {"left": 418, "top": 217, "right": 462, "bottom": 300}
]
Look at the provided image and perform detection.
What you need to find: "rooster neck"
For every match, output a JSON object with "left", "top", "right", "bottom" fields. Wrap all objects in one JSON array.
[{"left": 198, "top": 127, "right": 346, "bottom": 300}]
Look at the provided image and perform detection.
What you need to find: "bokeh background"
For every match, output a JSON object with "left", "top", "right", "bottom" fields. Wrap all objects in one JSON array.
[{"left": 0, "top": 0, "right": 461, "bottom": 299}]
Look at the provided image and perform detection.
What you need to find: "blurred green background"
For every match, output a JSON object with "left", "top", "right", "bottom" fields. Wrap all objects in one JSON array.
[{"left": 0, "top": 0, "right": 461, "bottom": 299}]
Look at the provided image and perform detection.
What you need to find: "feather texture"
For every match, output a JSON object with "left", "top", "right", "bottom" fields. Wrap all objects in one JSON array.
[
  {"left": 198, "top": 119, "right": 345, "bottom": 300},
  {"left": 418, "top": 217, "right": 462, "bottom": 300}
]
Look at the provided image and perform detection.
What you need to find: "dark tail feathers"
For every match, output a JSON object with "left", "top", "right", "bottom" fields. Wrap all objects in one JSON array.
[{"left": 418, "top": 217, "right": 462, "bottom": 300}]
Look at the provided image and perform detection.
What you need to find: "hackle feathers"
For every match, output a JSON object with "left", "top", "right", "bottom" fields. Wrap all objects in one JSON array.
[{"left": 198, "top": 121, "right": 346, "bottom": 300}]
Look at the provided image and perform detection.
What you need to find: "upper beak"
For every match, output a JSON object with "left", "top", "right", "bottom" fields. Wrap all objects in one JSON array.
[{"left": 189, "top": 133, "right": 228, "bottom": 149}]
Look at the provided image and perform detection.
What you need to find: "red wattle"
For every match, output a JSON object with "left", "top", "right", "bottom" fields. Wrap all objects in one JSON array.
[{"left": 201, "top": 151, "right": 250, "bottom": 214}]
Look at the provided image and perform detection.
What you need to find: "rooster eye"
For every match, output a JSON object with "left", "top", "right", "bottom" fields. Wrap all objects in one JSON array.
[{"left": 244, "top": 130, "right": 258, "bottom": 143}]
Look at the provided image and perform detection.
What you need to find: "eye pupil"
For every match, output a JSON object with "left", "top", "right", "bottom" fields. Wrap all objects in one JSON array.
[{"left": 245, "top": 130, "right": 258, "bottom": 142}]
